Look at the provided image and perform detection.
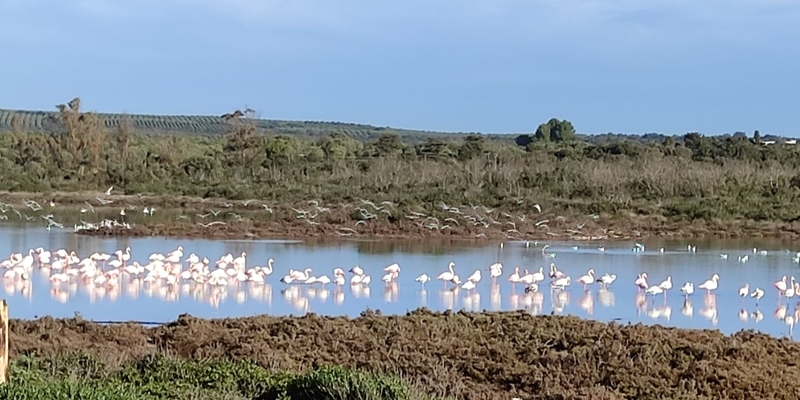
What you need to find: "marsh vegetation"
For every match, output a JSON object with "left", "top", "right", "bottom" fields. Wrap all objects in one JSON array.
[{"left": 1, "top": 99, "right": 799, "bottom": 237}]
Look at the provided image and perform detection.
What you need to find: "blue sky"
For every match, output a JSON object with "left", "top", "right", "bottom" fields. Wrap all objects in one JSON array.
[{"left": 1, "top": 0, "right": 798, "bottom": 135}]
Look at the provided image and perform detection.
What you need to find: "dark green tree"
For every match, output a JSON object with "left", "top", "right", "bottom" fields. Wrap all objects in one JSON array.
[
  {"left": 457, "top": 134, "right": 485, "bottom": 160},
  {"left": 534, "top": 118, "right": 576, "bottom": 142},
  {"left": 374, "top": 134, "right": 403, "bottom": 156}
]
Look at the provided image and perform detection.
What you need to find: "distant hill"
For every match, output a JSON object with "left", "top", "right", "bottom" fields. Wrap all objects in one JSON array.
[
  {"left": 0, "top": 107, "right": 782, "bottom": 145},
  {"left": 0, "top": 108, "right": 491, "bottom": 144}
]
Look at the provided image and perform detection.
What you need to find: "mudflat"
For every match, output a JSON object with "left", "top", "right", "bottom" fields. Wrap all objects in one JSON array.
[{"left": 3, "top": 191, "right": 799, "bottom": 241}]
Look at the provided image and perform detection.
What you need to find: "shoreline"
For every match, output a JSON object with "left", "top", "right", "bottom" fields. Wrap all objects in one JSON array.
[
  {"left": 74, "top": 218, "right": 800, "bottom": 241},
  {"left": 8, "top": 310, "right": 800, "bottom": 399},
  {"left": 2, "top": 191, "right": 800, "bottom": 241}
]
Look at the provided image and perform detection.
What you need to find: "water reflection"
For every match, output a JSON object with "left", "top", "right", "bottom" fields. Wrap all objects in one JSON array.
[
  {"left": 699, "top": 294, "right": 718, "bottom": 325},
  {"left": 380, "top": 282, "right": 396, "bottom": 303},
  {"left": 2, "top": 230, "right": 800, "bottom": 339},
  {"left": 682, "top": 298, "right": 693, "bottom": 317}
]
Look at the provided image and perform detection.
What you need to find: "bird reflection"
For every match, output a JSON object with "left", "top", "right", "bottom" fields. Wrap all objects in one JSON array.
[
  {"left": 462, "top": 292, "right": 481, "bottom": 312},
  {"left": 648, "top": 305, "right": 671, "bottom": 321},
  {"left": 438, "top": 287, "right": 459, "bottom": 310},
  {"left": 417, "top": 289, "right": 427, "bottom": 308},
  {"left": 524, "top": 292, "right": 544, "bottom": 315},
  {"left": 751, "top": 310, "right": 763, "bottom": 323},
  {"left": 334, "top": 290, "right": 345, "bottom": 305},
  {"left": 551, "top": 289, "right": 569, "bottom": 313},
  {"left": 234, "top": 290, "right": 246, "bottom": 304},
  {"left": 281, "top": 285, "right": 309, "bottom": 313},
  {"left": 579, "top": 291, "right": 593, "bottom": 315},
  {"left": 682, "top": 298, "right": 693, "bottom": 317},
  {"left": 489, "top": 283, "right": 501, "bottom": 311},
  {"left": 699, "top": 294, "right": 718, "bottom": 325},
  {"left": 50, "top": 287, "right": 69, "bottom": 303},
  {"left": 3, "top": 281, "right": 15, "bottom": 296},
  {"left": 784, "top": 311, "right": 796, "bottom": 337},
  {"left": 351, "top": 284, "right": 370, "bottom": 299},
  {"left": 247, "top": 283, "right": 272, "bottom": 306},
  {"left": 738, "top": 309, "right": 749, "bottom": 323},
  {"left": 307, "top": 287, "right": 330, "bottom": 303},
  {"left": 383, "top": 282, "right": 398, "bottom": 304},
  {"left": 774, "top": 304, "right": 787, "bottom": 321},
  {"left": 508, "top": 291, "right": 520, "bottom": 310},
  {"left": 597, "top": 288, "right": 615, "bottom": 308},
  {"left": 635, "top": 292, "right": 647, "bottom": 316}
]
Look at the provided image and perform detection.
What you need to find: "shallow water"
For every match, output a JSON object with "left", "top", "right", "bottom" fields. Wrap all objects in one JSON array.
[{"left": 1, "top": 225, "right": 800, "bottom": 340}]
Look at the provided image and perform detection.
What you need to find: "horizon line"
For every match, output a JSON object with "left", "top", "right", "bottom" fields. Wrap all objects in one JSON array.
[{"left": 0, "top": 106, "right": 780, "bottom": 138}]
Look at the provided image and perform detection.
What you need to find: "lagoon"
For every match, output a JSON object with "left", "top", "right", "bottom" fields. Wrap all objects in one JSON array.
[{"left": 1, "top": 225, "right": 798, "bottom": 339}]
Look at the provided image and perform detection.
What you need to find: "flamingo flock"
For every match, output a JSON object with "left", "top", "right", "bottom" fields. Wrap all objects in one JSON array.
[
  {"left": 1, "top": 243, "right": 800, "bottom": 336},
  {"left": 0, "top": 246, "right": 792, "bottom": 306}
]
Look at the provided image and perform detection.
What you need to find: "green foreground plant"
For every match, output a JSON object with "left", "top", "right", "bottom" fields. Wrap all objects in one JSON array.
[{"left": 0, "top": 352, "right": 437, "bottom": 400}]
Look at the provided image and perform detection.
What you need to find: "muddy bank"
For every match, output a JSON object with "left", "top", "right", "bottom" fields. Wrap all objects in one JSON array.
[
  {"left": 3, "top": 191, "right": 800, "bottom": 241},
  {"left": 76, "top": 218, "right": 800, "bottom": 241},
  {"left": 9, "top": 310, "right": 800, "bottom": 399}
]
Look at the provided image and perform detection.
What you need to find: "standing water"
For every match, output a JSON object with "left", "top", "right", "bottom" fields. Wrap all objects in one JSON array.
[{"left": 0, "top": 226, "right": 798, "bottom": 339}]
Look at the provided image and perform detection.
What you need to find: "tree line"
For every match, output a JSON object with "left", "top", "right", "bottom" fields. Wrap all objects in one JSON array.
[{"left": 1, "top": 99, "right": 799, "bottom": 222}]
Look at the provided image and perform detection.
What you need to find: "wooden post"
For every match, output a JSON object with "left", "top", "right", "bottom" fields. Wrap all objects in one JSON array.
[{"left": 0, "top": 300, "right": 8, "bottom": 384}]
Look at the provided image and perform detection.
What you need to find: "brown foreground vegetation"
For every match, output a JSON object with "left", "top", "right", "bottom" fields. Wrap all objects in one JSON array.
[
  {"left": 9, "top": 309, "right": 800, "bottom": 399},
  {"left": 5, "top": 191, "right": 800, "bottom": 241}
]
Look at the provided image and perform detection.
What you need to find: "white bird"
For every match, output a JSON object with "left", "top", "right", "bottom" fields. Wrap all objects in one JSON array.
[
  {"left": 530, "top": 267, "right": 545, "bottom": 283},
  {"left": 549, "top": 263, "right": 566, "bottom": 279},
  {"left": 519, "top": 270, "right": 538, "bottom": 285},
  {"left": 381, "top": 271, "right": 398, "bottom": 283},
  {"left": 437, "top": 262, "right": 456, "bottom": 287},
  {"left": 784, "top": 277, "right": 797, "bottom": 299},
  {"left": 461, "top": 280, "right": 476, "bottom": 293},
  {"left": 750, "top": 287, "right": 764, "bottom": 306},
  {"left": 577, "top": 269, "right": 595, "bottom": 290},
  {"left": 698, "top": 274, "right": 720, "bottom": 294},
  {"left": 775, "top": 276, "right": 788, "bottom": 295},
  {"left": 658, "top": 276, "right": 672, "bottom": 297},
  {"left": 634, "top": 273, "right": 648, "bottom": 291},
  {"left": 551, "top": 276, "right": 570, "bottom": 289},
  {"left": 645, "top": 285, "right": 663, "bottom": 297},
  {"left": 466, "top": 269, "right": 482, "bottom": 284},
  {"left": 315, "top": 275, "right": 331, "bottom": 287},
  {"left": 105, "top": 186, "right": 113, "bottom": 196},
  {"left": 486, "top": 262, "right": 503, "bottom": 280},
  {"left": 333, "top": 274, "right": 346, "bottom": 287},
  {"left": 596, "top": 273, "right": 616, "bottom": 288},
  {"left": 508, "top": 267, "right": 521, "bottom": 285},
  {"left": 383, "top": 263, "right": 401, "bottom": 274},
  {"left": 415, "top": 274, "right": 430, "bottom": 288},
  {"left": 680, "top": 282, "right": 694, "bottom": 297},
  {"left": 738, "top": 283, "right": 750, "bottom": 298}
]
